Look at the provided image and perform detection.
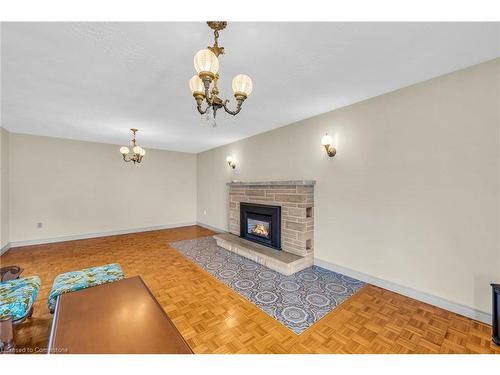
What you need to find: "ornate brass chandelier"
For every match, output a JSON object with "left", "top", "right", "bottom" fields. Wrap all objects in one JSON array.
[
  {"left": 119, "top": 128, "right": 146, "bottom": 164},
  {"left": 189, "top": 21, "right": 253, "bottom": 126}
]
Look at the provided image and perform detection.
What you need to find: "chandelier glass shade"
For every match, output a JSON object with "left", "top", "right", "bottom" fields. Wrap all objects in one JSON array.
[
  {"left": 232, "top": 74, "right": 253, "bottom": 97},
  {"left": 189, "top": 75, "right": 204, "bottom": 95},
  {"left": 193, "top": 49, "right": 219, "bottom": 76},
  {"left": 189, "top": 22, "right": 253, "bottom": 125},
  {"left": 120, "top": 128, "right": 146, "bottom": 164}
]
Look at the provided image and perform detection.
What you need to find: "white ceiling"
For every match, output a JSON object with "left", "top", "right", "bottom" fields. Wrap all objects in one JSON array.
[{"left": 1, "top": 22, "right": 499, "bottom": 153}]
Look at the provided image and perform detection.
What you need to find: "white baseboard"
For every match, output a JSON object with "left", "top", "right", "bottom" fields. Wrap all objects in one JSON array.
[
  {"left": 7, "top": 222, "right": 198, "bottom": 249},
  {"left": 314, "top": 258, "right": 492, "bottom": 325},
  {"left": 196, "top": 221, "right": 227, "bottom": 233},
  {"left": 0, "top": 242, "right": 11, "bottom": 256}
]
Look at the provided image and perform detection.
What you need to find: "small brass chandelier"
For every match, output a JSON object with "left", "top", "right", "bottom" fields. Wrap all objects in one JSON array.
[
  {"left": 119, "top": 128, "right": 146, "bottom": 164},
  {"left": 189, "top": 21, "right": 253, "bottom": 126}
]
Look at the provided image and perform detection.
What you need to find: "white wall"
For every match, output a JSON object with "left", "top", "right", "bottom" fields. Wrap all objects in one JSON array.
[
  {"left": 2, "top": 58, "right": 498, "bottom": 320},
  {"left": 0, "top": 127, "right": 10, "bottom": 250},
  {"left": 9, "top": 133, "right": 197, "bottom": 243},
  {"left": 197, "top": 59, "right": 500, "bottom": 316}
]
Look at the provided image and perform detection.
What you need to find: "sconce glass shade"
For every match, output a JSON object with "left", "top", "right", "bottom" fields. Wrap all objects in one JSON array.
[
  {"left": 232, "top": 74, "right": 253, "bottom": 96},
  {"left": 189, "top": 75, "right": 204, "bottom": 94},
  {"left": 120, "top": 146, "right": 130, "bottom": 155},
  {"left": 226, "top": 155, "right": 233, "bottom": 163},
  {"left": 321, "top": 134, "right": 332, "bottom": 146},
  {"left": 194, "top": 49, "right": 219, "bottom": 75}
]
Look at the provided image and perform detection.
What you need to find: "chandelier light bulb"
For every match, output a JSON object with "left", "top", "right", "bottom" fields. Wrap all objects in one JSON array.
[
  {"left": 226, "top": 155, "right": 233, "bottom": 163},
  {"left": 189, "top": 75, "right": 204, "bottom": 94},
  {"left": 139, "top": 148, "right": 146, "bottom": 156},
  {"left": 193, "top": 49, "right": 219, "bottom": 75},
  {"left": 120, "top": 146, "right": 130, "bottom": 155},
  {"left": 232, "top": 74, "right": 253, "bottom": 97},
  {"left": 133, "top": 146, "right": 142, "bottom": 155}
]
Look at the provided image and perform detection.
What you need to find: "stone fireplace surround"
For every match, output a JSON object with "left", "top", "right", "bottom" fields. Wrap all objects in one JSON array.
[{"left": 213, "top": 180, "right": 315, "bottom": 275}]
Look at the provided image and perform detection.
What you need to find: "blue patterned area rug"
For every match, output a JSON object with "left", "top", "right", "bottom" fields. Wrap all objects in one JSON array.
[{"left": 170, "top": 236, "right": 365, "bottom": 334}]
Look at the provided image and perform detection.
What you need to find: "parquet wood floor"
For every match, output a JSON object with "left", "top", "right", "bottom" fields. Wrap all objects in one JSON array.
[{"left": 1, "top": 225, "right": 498, "bottom": 354}]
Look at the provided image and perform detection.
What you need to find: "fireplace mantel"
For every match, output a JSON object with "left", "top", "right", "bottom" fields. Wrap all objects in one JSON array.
[{"left": 227, "top": 180, "right": 316, "bottom": 186}]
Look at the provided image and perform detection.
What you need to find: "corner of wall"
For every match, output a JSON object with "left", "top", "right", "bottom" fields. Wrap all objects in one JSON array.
[{"left": 0, "top": 127, "right": 11, "bottom": 251}]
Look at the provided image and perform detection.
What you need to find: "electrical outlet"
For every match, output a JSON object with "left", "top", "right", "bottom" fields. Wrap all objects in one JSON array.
[{"left": 37, "top": 222, "right": 43, "bottom": 229}]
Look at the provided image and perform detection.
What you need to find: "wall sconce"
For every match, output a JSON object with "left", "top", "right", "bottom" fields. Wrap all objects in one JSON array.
[
  {"left": 321, "top": 133, "right": 336, "bottom": 158},
  {"left": 226, "top": 155, "right": 236, "bottom": 169}
]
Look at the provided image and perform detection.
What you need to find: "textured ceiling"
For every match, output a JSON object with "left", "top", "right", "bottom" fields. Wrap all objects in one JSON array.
[{"left": 1, "top": 22, "right": 499, "bottom": 153}]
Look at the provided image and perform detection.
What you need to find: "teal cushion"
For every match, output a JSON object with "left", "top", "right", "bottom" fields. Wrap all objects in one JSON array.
[
  {"left": 48, "top": 263, "right": 124, "bottom": 313},
  {"left": 0, "top": 276, "right": 41, "bottom": 321}
]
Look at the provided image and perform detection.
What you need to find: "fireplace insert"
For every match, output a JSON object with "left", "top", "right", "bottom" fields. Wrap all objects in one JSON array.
[{"left": 240, "top": 202, "right": 281, "bottom": 249}]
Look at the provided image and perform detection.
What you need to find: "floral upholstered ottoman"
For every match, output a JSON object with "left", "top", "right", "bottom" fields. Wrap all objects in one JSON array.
[
  {"left": 0, "top": 276, "right": 41, "bottom": 323},
  {"left": 48, "top": 263, "right": 124, "bottom": 313}
]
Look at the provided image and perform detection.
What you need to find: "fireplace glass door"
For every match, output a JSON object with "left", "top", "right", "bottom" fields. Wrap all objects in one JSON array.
[
  {"left": 240, "top": 202, "right": 281, "bottom": 249},
  {"left": 247, "top": 216, "right": 271, "bottom": 240}
]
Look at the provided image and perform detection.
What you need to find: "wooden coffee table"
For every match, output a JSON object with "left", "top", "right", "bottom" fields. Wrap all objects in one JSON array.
[{"left": 48, "top": 276, "right": 193, "bottom": 354}]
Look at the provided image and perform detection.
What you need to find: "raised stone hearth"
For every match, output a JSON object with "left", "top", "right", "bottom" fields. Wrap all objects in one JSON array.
[
  {"left": 214, "top": 180, "right": 315, "bottom": 275},
  {"left": 213, "top": 233, "right": 313, "bottom": 275}
]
